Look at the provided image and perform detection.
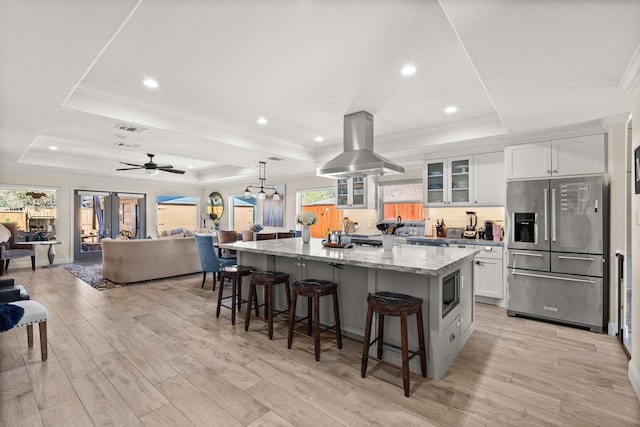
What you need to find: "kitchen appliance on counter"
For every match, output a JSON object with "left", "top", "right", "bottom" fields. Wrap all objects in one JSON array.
[
  {"left": 463, "top": 211, "right": 477, "bottom": 239},
  {"left": 505, "top": 175, "right": 608, "bottom": 332},
  {"left": 435, "top": 218, "right": 446, "bottom": 238},
  {"left": 483, "top": 220, "right": 494, "bottom": 241}
]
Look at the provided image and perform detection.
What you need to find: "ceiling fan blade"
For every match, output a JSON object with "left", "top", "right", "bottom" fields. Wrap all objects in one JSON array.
[
  {"left": 155, "top": 164, "right": 173, "bottom": 169},
  {"left": 119, "top": 162, "right": 143, "bottom": 167},
  {"left": 159, "top": 167, "right": 186, "bottom": 174},
  {"left": 116, "top": 167, "right": 144, "bottom": 171}
]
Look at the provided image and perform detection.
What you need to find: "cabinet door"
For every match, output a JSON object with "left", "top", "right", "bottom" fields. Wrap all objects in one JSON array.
[
  {"left": 552, "top": 134, "right": 605, "bottom": 176},
  {"left": 336, "top": 178, "right": 350, "bottom": 207},
  {"left": 350, "top": 177, "right": 366, "bottom": 208},
  {"left": 448, "top": 157, "right": 472, "bottom": 205},
  {"left": 424, "top": 159, "right": 447, "bottom": 206},
  {"left": 474, "top": 256, "right": 503, "bottom": 298},
  {"left": 505, "top": 142, "right": 552, "bottom": 179},
  {"left": 473, "top": 151, "right": 504, "bottom": 206}
]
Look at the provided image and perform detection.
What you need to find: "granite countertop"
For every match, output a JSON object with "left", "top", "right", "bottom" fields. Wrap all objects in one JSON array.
[
  {"left": 220, "top": 237, "right": 477, "bottom": 276},
  {"left": 405, "top": 236, "right": 504, "bottom": 247}
]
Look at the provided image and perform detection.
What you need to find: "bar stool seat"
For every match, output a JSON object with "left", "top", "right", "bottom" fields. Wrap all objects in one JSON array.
[
  {"left": 361, "top": 291, "right": 426, "bottom": 397},
  {"left": 217, "top": 265, "right": 256, "bottom": 325},
  {"left": 287, "top": 279, "right": 342, "bottom": 361},
  {"left": 245, "top": 271, "right": 291, "bottom": 339}
]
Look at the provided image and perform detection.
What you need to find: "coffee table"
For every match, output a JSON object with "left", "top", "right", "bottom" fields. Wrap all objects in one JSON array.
[{"left": 22, "top": 241, "right": 62, "bottom": 267}]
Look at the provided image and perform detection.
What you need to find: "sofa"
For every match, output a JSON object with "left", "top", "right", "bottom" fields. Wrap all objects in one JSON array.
[{"left": 101, "top": 237, "right": 202, "bottom": 284}]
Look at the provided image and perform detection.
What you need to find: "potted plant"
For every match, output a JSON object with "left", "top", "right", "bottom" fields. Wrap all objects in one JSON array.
[{"left": 295, "top": 212, "right": 318, "bottom": 243}]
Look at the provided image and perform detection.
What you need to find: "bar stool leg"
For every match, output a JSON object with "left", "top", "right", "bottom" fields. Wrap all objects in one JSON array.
[
  {"left": 237, "top": 281, "right": 243, "bottom": 311},
  {"left": 313, "top": 293, "right": 321, "bottom": 361},
  {"left": 306, "top": 297, "right": 313, "bottom": 336},
  {"left": 245, "top": 281, "right": 255, "bottom": 332},
  {"left": 287, "top": 292, "right": 298, "bottom": 349},
  {"left": 361, "top": 304, "right": 374, "bottom": 378},
  {"left": 230, "top": 276, "right": 238, "bottom": 325},
  {"left": 267, "top": 283, "right": 274, "bottom": 339},
  {"left": 333, "top": 291, "right": 342, "bottom": 349},
  {"left": 416, "top": 308, "right": 427, "bottom": 377},
  {"left": 377, "top": 313, "right": 385, "bottom": 360},
  {"left": 216, "top": 274, "right": 225, "bottom": 319},
  {"left": 401, "top": 311, "right": 410, "bottom": 397}
]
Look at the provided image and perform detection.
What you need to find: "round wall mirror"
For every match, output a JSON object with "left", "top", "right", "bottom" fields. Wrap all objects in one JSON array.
[{"left": 207, "top": 191, "right": 224, "bottom": 222}]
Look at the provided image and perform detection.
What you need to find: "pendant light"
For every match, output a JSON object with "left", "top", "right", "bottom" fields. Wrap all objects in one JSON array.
[{"left": 243, "top": 161, "right": 280, "bottom": 201}]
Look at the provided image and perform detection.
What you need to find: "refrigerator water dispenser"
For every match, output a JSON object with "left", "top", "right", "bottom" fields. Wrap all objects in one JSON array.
[{"left": 513, "top": 212, "right": 536, "bottom": 243}]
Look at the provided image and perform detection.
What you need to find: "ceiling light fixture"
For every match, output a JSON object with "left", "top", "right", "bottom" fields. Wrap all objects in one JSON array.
[
  {"left": 445, "top": 106, "right": 458, "bottom": 114},
  {"left": 143, "top": 79, "right": 159, "bottom": 88},
  {"left": 145, "top": 168, "right": 160, "bottom": 176},
  {"left": 401, "top": 64, "right": 417, "bottom": 76},
  {"left": 243, "top": 161, "right": 280, "bottom": 201},
  {"left": 256, "top": 117, "right": 268, "bottom": 125},
  {"left": 314, "top": 136, "right": 324, "bottom": 142}
]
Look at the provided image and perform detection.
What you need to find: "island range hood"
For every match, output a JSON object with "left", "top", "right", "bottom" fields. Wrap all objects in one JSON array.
[{"left": 316, "top": 111, "right": 404, "bottom": 178}]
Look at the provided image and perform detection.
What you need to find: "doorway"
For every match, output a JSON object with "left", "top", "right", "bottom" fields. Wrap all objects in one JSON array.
[{"left": 73, "top": 190, "right": 146, "bottom": 261}]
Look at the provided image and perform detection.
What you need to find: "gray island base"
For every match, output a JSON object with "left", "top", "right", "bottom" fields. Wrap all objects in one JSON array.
[{"left": 219, "top": 237, "right": 477, "bottom": 380}]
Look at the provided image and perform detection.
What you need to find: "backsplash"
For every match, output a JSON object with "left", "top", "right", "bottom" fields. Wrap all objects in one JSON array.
[{"left": 425, "top": 207, "right": 504, "bottom": 237}]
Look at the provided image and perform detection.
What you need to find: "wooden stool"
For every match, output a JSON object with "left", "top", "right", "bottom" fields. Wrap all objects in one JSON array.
[
  {"left": 217, "top": 265, "right": 256, "bottom": 325},
  {"left": 361, "top": 291, "right": 426, "bottom": 397},
  {"left": 245, "top": 271, "right": 291, "bottom": 339},
  {"left": 287, "top": 279, "right": 342, "bottom": 361}
]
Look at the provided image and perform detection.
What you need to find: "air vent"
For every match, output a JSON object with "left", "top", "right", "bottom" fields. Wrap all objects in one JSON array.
[
  {"left": 113, "top": 141, "right": 141, "bottom": 148},
  {"left": 267, "top": 157, "right": 284, "bottom": 161},
  {"left": 114, "top": 124, "right": 148, "bottom": 134}
]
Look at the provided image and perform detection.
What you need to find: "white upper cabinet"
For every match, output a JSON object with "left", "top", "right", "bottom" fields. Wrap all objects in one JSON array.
[
  {"left": 424, "top": 156, "right": 473, "bottom": 206},
  {"left": 505, "top": 134, "right": 605, "bottom": 180},
  {"left": 335, "top": 176, "right": 377, "bottom": 209},
  {"left": 473, "top": 151, "right": 505, "bottom": 206}
]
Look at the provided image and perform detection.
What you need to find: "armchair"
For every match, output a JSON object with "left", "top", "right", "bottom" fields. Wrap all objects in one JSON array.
[
  {"left": 0, "top": 223, "right": 36, "bottom": 276},
  {"left": 0, "top": 278, "right": 30, "bottom": 303}
]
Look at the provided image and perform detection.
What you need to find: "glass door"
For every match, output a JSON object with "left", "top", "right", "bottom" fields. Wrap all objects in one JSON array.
[
  {"left": 73, "top": 190, "right": 146, "bottom": 261},
  {"left": 425, "top": 160, "right": 445, "bottom": 205}
]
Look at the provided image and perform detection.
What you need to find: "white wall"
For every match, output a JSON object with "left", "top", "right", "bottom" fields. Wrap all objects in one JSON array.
[{"left": 630, "top": 82, "right": 640, "bottom": 399}]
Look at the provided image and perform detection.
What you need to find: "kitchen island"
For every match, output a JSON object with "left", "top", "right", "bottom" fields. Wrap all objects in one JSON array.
[{"left": 219, "top": 237, "right": 477, "bottom": 380}]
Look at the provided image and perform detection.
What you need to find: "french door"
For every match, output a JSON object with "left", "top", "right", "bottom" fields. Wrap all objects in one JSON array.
[{"left": 73, "top": 190, "right": 146, "bottom": 261}]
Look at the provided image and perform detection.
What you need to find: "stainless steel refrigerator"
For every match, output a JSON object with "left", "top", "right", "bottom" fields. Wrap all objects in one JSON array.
[{"left": 505, "top": 175, "right": 608, "bottom": 332}]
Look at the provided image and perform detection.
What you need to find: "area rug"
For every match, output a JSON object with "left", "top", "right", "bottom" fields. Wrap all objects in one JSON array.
[{"left": 62, "top": 261, "right": 118, "bottom": 290}]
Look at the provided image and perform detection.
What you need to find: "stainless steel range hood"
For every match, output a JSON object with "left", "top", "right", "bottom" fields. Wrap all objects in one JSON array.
[{"left": 316, "top": 111, "right": 404, "bottom": 178}]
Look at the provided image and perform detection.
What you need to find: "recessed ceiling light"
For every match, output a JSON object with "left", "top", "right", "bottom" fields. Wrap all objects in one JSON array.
[
  {"left": 187, "top": 165, "right": 194, "bottom": 169},
  {"left": 314, "top": 136, "right": 324, "bottom": 142},
  {"left": 445, "top": 106, "right": 458, "bottom": 114},
  {"left": 256, "top": 117, "right": 268, "bottom": 125},
  {"left": 143, "top": 79, "right": 159, "bottom": 88},
  {"left": 48, "top": 146, "right": 58, "bottom": 151},
  {"left": 401, "top": 64, "right": 417, "bottom": 76}
]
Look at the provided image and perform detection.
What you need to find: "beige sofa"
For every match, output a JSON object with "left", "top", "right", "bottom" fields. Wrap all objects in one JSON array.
[{"left": 102, "top": 237, "right": 201, "bottom": 284}]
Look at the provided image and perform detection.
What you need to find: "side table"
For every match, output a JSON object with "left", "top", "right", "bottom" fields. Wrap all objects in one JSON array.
[{"left": 22, "top": 241, "right": 63, "bottom": 267}]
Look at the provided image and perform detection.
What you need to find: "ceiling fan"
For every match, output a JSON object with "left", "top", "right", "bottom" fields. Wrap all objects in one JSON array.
[{"left": 116, "top": 153, "right": 185, "bottom": 175}]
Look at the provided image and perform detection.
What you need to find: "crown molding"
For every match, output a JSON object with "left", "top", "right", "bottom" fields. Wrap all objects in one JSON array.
[
  {"left": 619, "top": 43, "right": 640, "bottom": 91},
  {"left": 601, "top": 113, "right": 632, "bottom": 130}
]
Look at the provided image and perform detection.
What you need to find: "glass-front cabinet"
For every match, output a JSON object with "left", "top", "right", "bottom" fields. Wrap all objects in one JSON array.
[
  {"left": 424, "top": 157, "right": 472, "bottom": 206},
  {"left": 336, "top": 176, "right": 375, "bottom": 208}
]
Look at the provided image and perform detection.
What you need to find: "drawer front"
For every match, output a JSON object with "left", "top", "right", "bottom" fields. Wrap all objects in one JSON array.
[
  {"left": 551, "top": 253, "right": 604, "bottom": 277},
  {"left": 507, "top": 270, "right": 603, "bottom": 329},
  {"left": 440, "top": 315, "right": 461, "bottom": 363},
  {"left": 475, "top": 246, "right": 502, "bottom": 260},
  {"left": 506, "top": 249, "right": 550, "bottom": 271}
]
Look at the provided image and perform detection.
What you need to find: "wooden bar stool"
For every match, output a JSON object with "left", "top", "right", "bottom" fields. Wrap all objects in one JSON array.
[
  {"left": 361, "top": 291, "right": 426, "bottom": 397},
  {"left": 287, "top": 279, "right": 342, "bottom": 361},
  {"left": 217, "top": 265, "right": 256, "bottom": 325},
  {"left": 245, "top": 271, "right": 291, "bottom": 339}
]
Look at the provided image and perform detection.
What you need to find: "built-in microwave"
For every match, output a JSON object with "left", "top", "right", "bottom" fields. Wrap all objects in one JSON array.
[{"left": 442, "top": 270, "right": 460, "bottom": 318}]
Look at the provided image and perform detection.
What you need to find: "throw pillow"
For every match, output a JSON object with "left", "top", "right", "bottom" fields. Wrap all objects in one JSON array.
[{"left": 0, "top": 223, "right": 11, "bottom": 243}]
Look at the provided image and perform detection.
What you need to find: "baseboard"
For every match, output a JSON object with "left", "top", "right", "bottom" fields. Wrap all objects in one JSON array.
[{"left": 629, "top": 361, "right": 640, "bottom": 402}]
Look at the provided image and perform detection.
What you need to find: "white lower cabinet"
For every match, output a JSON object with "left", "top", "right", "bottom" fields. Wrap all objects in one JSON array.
[{"left": 473, "top": 246, "right": 503, "bottom": 299}]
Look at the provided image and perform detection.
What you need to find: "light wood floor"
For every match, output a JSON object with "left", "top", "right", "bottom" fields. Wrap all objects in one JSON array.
[{"left": 1, "top": 266, "right": 639, "bottom": 426}]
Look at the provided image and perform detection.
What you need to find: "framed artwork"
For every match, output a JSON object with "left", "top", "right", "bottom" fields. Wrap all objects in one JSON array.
[
  {"left": 635, "top": 146, "right": 640, "bottom": 194},
  {"left": 263, "top": 184, "right": 285, "bottom": 227}
]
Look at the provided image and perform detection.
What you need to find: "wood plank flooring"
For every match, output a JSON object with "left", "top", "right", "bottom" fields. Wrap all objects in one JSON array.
[{"left": 1, "top": 266, "right": 639, "bottom": 426}]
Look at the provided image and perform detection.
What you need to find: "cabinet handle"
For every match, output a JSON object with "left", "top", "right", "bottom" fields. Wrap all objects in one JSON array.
[
  {"left": 553, "top": 169, "right": 558, "bottom": 173},
  {"left": 475, "top": 260, "right": 483, "bottom": 265},
  {"left": 547, "top": 170, "right": 551, "bottom": 174},
  {"left": 450, "top": 333, "right": 456, "bottom": 342}
]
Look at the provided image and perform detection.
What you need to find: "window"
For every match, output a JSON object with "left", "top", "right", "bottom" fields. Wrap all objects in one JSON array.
[
  {"left": 380, "top": 180, "right": 426, "bottom": 221},
  {"left": 157, "top": 195, "right": 198, "bottom": 233},
  {"left": 298, "top": 188, "right": 341, "bottom": 238},
  {"left": 0, "top": 188, "right": 57, "bottom": 241}
]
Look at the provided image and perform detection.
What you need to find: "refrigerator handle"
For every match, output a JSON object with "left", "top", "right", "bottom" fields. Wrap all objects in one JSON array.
[
  {"left": 543, "top": 188, "right": 548, "bottom": 241},
  {"left": 551, "top": 188, "right": 557, "bottom": 242}
]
